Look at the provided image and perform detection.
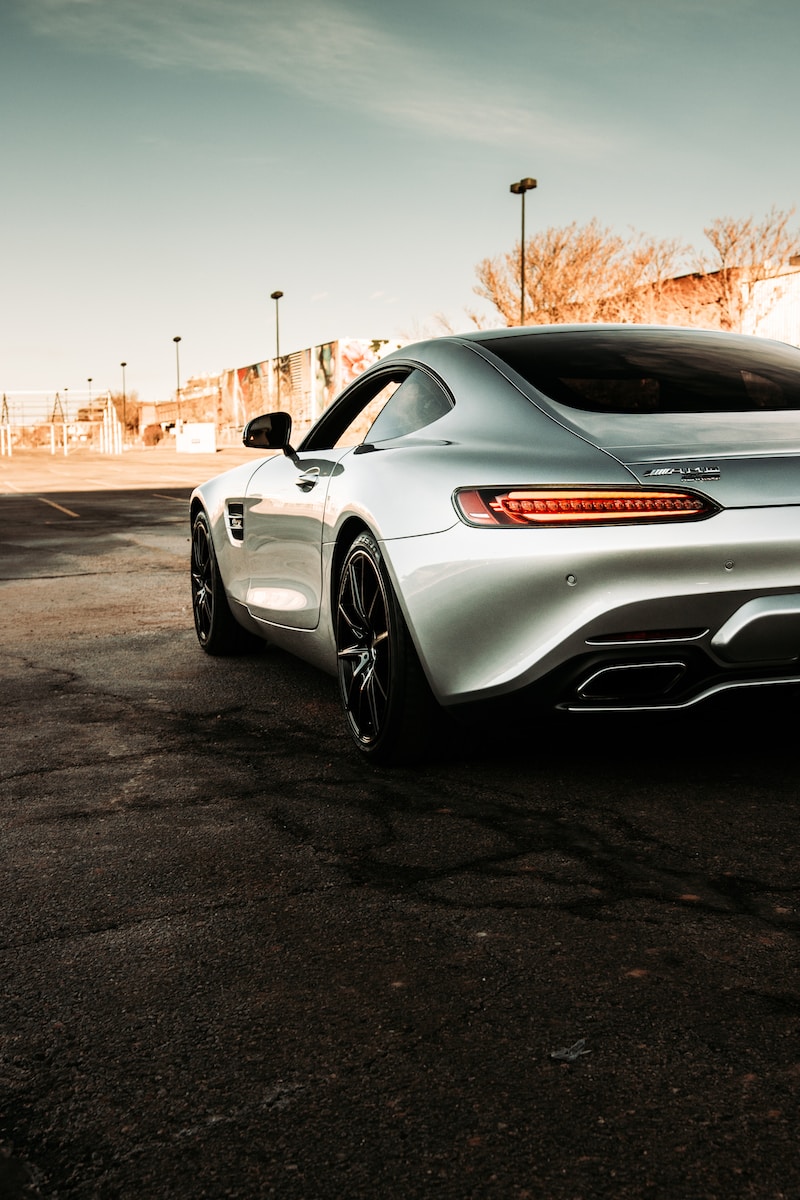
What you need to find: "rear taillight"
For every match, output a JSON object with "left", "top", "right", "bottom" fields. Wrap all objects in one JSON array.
[{"left": 453, "top": 487, "right": 717, "bottom": 527}]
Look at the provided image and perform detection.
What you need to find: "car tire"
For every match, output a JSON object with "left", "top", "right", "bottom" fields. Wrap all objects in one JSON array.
[
  {"left": 191, "top": 510, "right": 259, "bottom": 656},
  {"left": 335, "top": 532, "right": 438, "bottom": 764}
]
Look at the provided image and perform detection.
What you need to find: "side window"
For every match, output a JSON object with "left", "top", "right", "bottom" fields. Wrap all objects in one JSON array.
[
  {"left": 332, "top": 377, "right": 403, "bottom": 449},
  {"left": 365, "top": 370, "right": 452, "bottom": 443}
]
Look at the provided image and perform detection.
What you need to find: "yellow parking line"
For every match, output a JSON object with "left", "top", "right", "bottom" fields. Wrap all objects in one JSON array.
[
  {"left": 152, "top": 493, "right": 187, "bottom": 502},
  {"left": 38, "top": 497, "right": 80, "bottom": 518}
]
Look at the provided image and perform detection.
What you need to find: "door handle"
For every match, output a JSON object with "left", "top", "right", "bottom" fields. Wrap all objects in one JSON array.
[{"left": 295, "top": 467, "right": 321, "bottom": 491}]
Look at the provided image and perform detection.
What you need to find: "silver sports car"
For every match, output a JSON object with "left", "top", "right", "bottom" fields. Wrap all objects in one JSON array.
[{"left": 190, "top": 324, "right": 800, "bottom": 762}]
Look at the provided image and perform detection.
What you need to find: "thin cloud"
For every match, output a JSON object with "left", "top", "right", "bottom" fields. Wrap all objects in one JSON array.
[{"left": 25, "top": 0, "right": 606, "bottom": 152}]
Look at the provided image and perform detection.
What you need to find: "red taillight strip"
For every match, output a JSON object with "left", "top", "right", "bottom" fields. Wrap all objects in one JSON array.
[
  {"left": 454, "top": 487, "right": 716, "bottom": 527},
  {"left": 501, "top": 489, "right": 707, "bottom": 523}
]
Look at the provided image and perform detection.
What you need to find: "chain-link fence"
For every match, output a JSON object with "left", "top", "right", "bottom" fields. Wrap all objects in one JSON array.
[{"left": 1, "top": 391, "right": 123, "bottom": 457}]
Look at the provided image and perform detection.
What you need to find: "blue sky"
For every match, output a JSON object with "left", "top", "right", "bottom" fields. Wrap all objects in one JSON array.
[{"left": 2, "top": 0, "right": 799, "bottom": 404}]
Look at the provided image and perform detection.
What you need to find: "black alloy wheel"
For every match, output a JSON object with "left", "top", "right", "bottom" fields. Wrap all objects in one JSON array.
[
  {"left": 190, "top": 510, "right": 257, "bottom": 655},
  {"left": 335, "top": 532, "right": 436, "bottom": 763}
]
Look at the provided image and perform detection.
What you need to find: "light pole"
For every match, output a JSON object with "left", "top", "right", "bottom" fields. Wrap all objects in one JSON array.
[
  {"left": 87, "top": 377, "right": 93, "bottom": 409},
  {"left": 173, "top": 336, "right": 182, "bottom": 427},
  {"left": 120, "top": 362, "right": 127, "bottom": 437},
  {"left": 509, "top": 177, "right": 537, "bottom": 326},
  {"left": 270, "top": 290, "right": 283, "bottom": 404}
]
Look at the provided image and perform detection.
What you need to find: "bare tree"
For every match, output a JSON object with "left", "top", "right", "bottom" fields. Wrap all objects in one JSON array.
[
  {"left": 474, "top": 209, "right": 799, "bottom": 333},
  {"left": 109, "top": 390, "right": 140, "bottom": 432},
  {"left": 474, "top": 220, "right": 687, "bottom": 327},
  {"left": 696, "top": 207, "right": 798, "bottom": 330}
]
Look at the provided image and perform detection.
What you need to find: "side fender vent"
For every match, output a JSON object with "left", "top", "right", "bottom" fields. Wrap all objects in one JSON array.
[{"left": 226, "top": 503, "right": 245, "bottom": 542}]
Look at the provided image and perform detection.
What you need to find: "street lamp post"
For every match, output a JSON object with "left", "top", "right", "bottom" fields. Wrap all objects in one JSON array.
[
  {"left": 173, "top": 337, "right": 182, "bottom": 428},
  {"left": 120, "top": 362, "right": 127, "bottom": 437},
  {"left": 509, "top": 177, "right": 537, "bottom": 326},
  {"left": 270, "top": 290, "right": 283, "bottom": 405},
  {"left": 87, "top": 378, "right": 93, "bottom": 410}
]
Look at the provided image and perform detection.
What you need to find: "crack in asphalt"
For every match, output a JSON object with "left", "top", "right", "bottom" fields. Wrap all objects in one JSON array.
[{"left": 4, "top": 686, "right": 797, "bottom": 942}]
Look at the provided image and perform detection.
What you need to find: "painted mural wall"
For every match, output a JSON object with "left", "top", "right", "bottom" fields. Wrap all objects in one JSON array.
[{"left": 214, "top": 338, "right": 401, "bottom": 440}]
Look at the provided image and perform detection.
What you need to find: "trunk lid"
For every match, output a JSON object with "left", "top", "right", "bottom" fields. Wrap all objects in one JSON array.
[{"left": 550, "top": 408, "right": 800, "bottom": 508}]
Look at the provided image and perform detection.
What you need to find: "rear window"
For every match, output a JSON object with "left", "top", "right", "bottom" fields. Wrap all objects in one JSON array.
[{"left": 478, "top": 329, "right": 800, "bottom": 413}]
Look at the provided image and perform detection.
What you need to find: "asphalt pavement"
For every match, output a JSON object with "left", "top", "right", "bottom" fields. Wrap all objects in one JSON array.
[{"left": 1, "top": 446, "right": 798, "bottom": 1199}]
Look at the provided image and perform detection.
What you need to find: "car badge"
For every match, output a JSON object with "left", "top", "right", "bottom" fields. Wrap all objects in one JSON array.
[{"left": 643, "top": 465, "right": 721, "bottom": 481}]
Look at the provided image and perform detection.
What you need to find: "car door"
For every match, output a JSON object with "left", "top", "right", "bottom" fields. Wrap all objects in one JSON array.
[{"left": 243, "top": 449, "right": 344, "bottom": 629}]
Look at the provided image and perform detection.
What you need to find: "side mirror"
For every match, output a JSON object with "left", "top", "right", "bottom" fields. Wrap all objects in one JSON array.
[{"left": 243, "top": 411, "right": 294, "bottom": 453}]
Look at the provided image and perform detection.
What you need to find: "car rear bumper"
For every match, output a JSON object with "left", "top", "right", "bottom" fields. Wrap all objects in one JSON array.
[{"left": 383, "top": 506, "right": 800, "bottom": 707}]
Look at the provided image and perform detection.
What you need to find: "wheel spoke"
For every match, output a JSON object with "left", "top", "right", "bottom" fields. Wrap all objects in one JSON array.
[
  {"left": 362, "top": 672, "right": 380, "bottom": 734},
  {"left": 347, "top": 559, "right": 368, "bottom": 628},
  {"left": 337, "top": 642, "right": 363, "bottom": 661},
  {"left": 337, "top": 598, "right": 360, "bottom": 639},
  {"left": 365, "top": 585, "right": 381, "bottom": 627}
]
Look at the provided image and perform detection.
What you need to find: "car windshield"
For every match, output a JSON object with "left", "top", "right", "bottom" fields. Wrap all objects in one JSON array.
[{"left": 477, "top": 329, "right": 800, "bottom": 413}]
